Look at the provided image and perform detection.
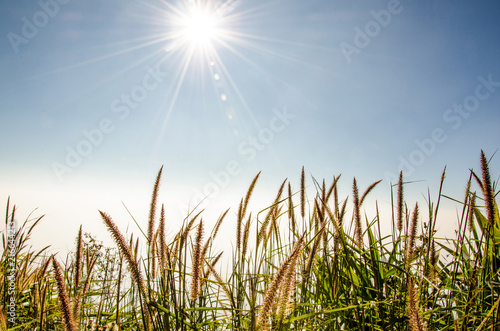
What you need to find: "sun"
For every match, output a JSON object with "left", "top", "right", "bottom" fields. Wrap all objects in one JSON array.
[
  {"left": 167, "top": 2, "right": 225, "bottom": 51},
  {"left": 181, "top": 8, "right": 221, "bottom": 47},
  {"left": 153, "top": 0, "right": 287, "bottom": 147}
]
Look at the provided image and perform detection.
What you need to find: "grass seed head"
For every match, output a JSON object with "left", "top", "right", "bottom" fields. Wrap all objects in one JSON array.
[
  {"left": 480, "top": 150, "right": 495, "bottom": 228},
  {"left": 52, "top": 256, "right": 77, "bottom": 331},
  {"left": 397, "top": 171, "right": 404, "bottom": 233},
  {"left": 190, "top": 220, "right": 204, "bottom": 302}
]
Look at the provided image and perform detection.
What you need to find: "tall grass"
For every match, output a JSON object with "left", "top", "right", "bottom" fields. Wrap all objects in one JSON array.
[{"left": 1, "top": 150, "right": 500, "bottom": 330}]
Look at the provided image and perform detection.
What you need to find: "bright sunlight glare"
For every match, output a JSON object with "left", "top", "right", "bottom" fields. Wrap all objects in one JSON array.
[
  {"left": 155, "top": 0, "right": 271, "bottom": 149},
  {"left": 182, "top": 9, "right": 220, "bottom": 46}
]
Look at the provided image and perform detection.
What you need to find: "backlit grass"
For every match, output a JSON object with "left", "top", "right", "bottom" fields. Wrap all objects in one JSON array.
[{"left": 1, "top": 150, "right": 499, "bottom": 330}]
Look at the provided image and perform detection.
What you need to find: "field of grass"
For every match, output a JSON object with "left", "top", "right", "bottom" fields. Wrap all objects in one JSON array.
[{"left": 1, "top": 150, "right": 500, "bottom": 330}]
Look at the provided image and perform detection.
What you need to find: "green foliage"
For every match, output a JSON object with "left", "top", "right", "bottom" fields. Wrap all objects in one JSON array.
[{"left": 1, "top": 151, "right": 500, "bottom": 330}]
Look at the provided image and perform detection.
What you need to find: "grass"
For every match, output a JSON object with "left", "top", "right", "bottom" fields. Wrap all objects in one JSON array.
[{"left": 1, "top": 150, "right": 500, "bottom": 330}]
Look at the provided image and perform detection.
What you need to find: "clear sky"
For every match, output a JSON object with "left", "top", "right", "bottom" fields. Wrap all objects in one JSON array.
[{"left": 1, "top": 0, "right": 500, "bottom": 252}]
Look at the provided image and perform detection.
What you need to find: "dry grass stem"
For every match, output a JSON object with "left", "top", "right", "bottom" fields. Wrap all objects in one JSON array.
[
  {"left": 257, "top": 238, "right": 303, "bottom": 329},
  {"left": 480, "top": 150, "right": 495, "bottom": 228},
  {"left": 407, "top": 203, "right": 419, "bottom": 264},
  {"left": 397, "top": 171, "right": 404, "bottom": 233},
  {"left": 190, "top": 220, "right": 204, "bottom": 302},
  {"left": 408, "top": 277, "right": 427, "bottom": 331},
  {"left": 300, "top": 166, "right": 305, "bottom": 219},
  {"left": 148, "top": 166, "right": 163, "bottom": 243},
  {"left": 52, "top": 256, "right": 77, "bottom": 331},
  {"left": 353, "top": 178, "right": 363, "bottom": 249}
]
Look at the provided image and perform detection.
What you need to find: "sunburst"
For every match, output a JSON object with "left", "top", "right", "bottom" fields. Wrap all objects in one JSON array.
[
  {"left": 154, "top": 0, "right": 257, "bottom": 141},
  {"left": 57, "top": 0, "right": 311, "bottom": 151},
  {"left": 162, "top": 0, "right": 233, "bottom": 55},
  {"left": 180, "top": 5, "right": 221, "bottom": 47}
]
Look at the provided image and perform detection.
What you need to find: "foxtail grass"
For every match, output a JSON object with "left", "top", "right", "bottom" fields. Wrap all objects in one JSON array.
[
  {"left": 352, "top": 178, "right": 363, "bottom": 249},
  {"left": 52, "top": 256, "right": 77, "bottom": 331},
  {"left": 406, "top": 203, "right": 419, "bottom": 265},
  {"left": 99, "top": 211, "right": 150, "bottom": 330},
  {"left": 397, "top": 171, "right": 404, "bottom": 232},
  {"left": 407, "top": 277, "right": 427, "bottom": 331},
  {"left": 480, "top": 150, "right": 496, "bottom": 230},
  {"left": 257, "top": 237, "right": 303, "bottom": 330},
  {"left": 190, "top": 220, "right": 204, "bottom": 302},
  {"left": 300, "top": 166, "right": 305, "bottom": 219},
  {"left": 3, "top": 151, "right": 500, "bottom": 330}
]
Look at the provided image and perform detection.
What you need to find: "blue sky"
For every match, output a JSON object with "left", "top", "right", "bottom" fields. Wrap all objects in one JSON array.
[{"left": 1, "top": 0, "right": 499, "bottom": 251}]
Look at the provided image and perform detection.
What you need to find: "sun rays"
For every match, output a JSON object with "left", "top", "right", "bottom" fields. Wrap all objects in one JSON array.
[
  {"left": 153, "top": 0, "right": 264, "bottom": 148},
  {"left": 33, "top": 0, "right": 318, "bottom": 158}
]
